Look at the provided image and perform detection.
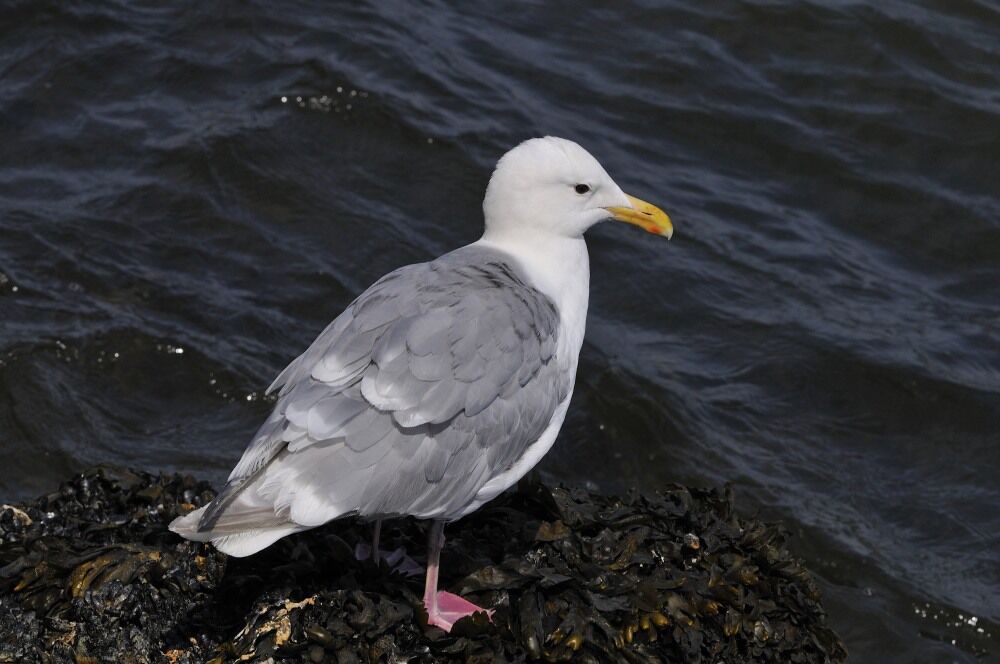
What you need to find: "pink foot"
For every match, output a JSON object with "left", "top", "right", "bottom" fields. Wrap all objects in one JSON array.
[{"left": 425, "top": 591, "right": 494, "bottom": 632}]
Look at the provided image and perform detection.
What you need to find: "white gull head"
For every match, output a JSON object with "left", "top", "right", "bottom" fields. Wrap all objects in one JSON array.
[{"left": 482, "top": 136, "right": 672, "bottom": 241}]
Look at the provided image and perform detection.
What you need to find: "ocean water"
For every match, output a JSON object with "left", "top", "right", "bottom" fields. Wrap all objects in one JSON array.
[{"left": 1, "top": 1, "right": 998, "bottom": 660}]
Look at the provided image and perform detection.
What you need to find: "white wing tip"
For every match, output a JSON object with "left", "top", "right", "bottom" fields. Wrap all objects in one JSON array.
[
  {"left": 168, "top": 506, "right": 207, "bottom": 537},
  {"left": 169, "top": 505, "right": 306, "bottom": 557},
  {"left": 209, "top": 526, "right": 307, "bottom": 557}
]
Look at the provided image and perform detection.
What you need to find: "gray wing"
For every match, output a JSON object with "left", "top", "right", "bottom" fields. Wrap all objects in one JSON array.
[{"left": 200, "top": 245, "right": 570, "bottom": 530}]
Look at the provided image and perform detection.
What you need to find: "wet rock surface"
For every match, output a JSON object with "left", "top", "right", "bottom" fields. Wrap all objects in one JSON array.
[{"left": 0, "top": 466, "right": 846, "bottom": 662}]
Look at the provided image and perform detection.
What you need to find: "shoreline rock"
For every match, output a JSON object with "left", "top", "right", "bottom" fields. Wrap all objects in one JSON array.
[{"left": 0, "top": 466, "right": 846, "bottom": 662}]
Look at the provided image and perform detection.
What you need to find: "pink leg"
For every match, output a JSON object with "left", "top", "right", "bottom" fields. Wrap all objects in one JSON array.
[
  {"left": 354, "top": 519, "right": 423, "bottom": 577},
  {"left": 372, "top": 519, "right": 382, "bottom": 564},
  {"left": 422, "top": 521, "right": 494, "bottom": 632}
]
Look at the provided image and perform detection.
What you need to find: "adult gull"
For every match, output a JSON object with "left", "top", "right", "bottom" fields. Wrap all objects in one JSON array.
[{"left": 170, "top": 136, "right": 673, "bottom": 631}]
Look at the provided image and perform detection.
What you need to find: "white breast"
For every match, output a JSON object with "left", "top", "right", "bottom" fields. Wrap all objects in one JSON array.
[{"left": 456, "top": 233, "right": 591, "bottom": 518}]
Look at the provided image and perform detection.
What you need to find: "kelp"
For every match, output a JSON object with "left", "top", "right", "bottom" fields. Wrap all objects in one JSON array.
[{"left": 0, "top": 466, "right": 845, "bottom": 662}]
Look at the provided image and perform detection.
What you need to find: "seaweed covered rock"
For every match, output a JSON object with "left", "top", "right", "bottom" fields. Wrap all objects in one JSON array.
[
  {"left": 0, "top": 466, "right": 846, "bottom": 663},
  {"left": 0, "top": 466, "right": 225, "bottom": 662}
]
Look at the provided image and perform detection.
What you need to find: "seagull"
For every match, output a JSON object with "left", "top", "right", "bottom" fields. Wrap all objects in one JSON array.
[{"left": 170, "top": 136, "right": 672, "bottom": 631}]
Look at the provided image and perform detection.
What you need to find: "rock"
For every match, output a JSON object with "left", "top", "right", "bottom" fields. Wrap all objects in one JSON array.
[{"left": 0, "top": 466, "right": 846, "bottom": 663}]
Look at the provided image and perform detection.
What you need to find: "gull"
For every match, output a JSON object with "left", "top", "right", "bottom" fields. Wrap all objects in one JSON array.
[{"left": 170, "top": 136, "right": 672, "bottom": 631}]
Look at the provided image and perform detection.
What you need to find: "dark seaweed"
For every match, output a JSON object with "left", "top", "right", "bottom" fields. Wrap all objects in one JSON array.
[{"left": 0, "top": 467, "right": 846, "bottom": 663}]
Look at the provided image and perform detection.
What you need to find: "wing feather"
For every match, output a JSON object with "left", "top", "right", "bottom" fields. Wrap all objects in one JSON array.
[{"left": 186, "top": 245, "right": 570, "bottom": 547}]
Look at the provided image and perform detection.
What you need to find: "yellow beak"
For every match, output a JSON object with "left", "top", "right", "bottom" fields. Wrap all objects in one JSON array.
[{"left": 606, "top": 194, "right": 673, "bottom": 239}]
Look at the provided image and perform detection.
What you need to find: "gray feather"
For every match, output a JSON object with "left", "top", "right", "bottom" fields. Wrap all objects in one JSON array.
[{"left": 193, "top": 245, "right": 569, "bottom": 536}]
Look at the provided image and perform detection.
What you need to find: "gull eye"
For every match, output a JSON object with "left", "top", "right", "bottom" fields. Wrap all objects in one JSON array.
[{"left": 574, "top": 184, "right": 590, "bottom": 195}]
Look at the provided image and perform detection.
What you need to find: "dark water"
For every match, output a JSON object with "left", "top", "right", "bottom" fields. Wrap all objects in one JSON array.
[{"left": 1, "top": 1, "right": 998, "bottom": 660}]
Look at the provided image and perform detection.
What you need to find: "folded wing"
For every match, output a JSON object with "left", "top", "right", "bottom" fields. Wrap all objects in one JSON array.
[{"left": 170, "top": 245, "right": 569, "bottom": 556}]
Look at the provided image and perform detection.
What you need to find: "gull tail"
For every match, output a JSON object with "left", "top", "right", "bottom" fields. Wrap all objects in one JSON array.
[{"left": 168, "top": 476, "right": 309, "bottom": 557}]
